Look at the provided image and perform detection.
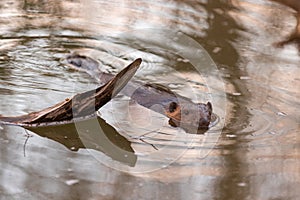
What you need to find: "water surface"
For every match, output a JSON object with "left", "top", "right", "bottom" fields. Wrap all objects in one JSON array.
[{"left": 0, "top": 0, "right": 299, "bottom": 199}]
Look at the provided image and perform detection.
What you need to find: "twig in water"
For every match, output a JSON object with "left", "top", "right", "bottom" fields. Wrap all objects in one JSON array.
[
  {"left": 139, "top": 138, "right": 158, "bottom": 151},
  {"left": 23, "top": 129, "right": 32, "bottom": 157}
]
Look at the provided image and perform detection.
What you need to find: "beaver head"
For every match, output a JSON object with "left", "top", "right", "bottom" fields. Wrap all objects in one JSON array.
[{"left": 165, "top": 101, "right": 212, "bottom": 134}]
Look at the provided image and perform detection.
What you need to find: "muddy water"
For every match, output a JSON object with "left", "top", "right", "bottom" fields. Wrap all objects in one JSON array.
[{"left": 0, "top": 0, "right": 299, "bottom": 199}]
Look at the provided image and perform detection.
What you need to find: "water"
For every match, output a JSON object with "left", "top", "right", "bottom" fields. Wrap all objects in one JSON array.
[{"left": 0, "top": 0, "right": 299, "bottom": 199}]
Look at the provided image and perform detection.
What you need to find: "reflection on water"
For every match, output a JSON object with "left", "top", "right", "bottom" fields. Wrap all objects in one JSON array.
[
  {"left": 27, "top": 117, "right": 137, "bottom": 167},
  {"left": 0, "top": 0, "right": 299, "bottom": 199}
]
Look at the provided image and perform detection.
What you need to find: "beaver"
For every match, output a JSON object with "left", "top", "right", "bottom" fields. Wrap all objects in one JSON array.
[
  {"left": 0, "top": 55, "right": 215, "bottom": 134},
  {"left": 67, "top": 54, "right": 215, "bottom": 134}
]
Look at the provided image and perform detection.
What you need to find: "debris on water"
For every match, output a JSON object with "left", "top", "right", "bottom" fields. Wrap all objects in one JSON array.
[
  {"left": 70, "top": 146, "right": 76, "bottom": 151},
  {"left": 182, "top": 59, "right": 190, "bottom": 63},
  {"left": 161, "top": 165, "right": 168, "bottom": 169},
  {"left": 67, "top": 168, "right": 73, "bottom": 172},
  {"left": 226, "top": 134, "right": 237, "bottom": 138},
  {"left": 65, "top": 179, "right": 79, "bottom": 186},
  {"left": 232, "top": 92, "right": 242, "bottom": 96},
  {"left": 177, "top": 58, "right": 190, "bottom": 63},
  {"left": 277, "top": 111, "right": 287, "bottom": 117},
  {"left": 237, "top": 182, "right": 247, "bottom": 187},
  {"left": 212, "top": 47, "right": 222, "bottom": 53},
  {"left": 268, "top": 131, "right": 277, "bottom": 135},
  {"left": 240, "top": 76, "right": 251, "bottom": 80}
]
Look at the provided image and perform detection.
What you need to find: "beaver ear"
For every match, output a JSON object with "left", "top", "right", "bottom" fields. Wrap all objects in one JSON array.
[{"left": 206, "top": 102, "right": 212, "bottom": 112}]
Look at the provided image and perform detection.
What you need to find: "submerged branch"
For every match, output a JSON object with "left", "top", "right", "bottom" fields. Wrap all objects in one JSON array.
[{"left": 0, "top": 58, "right": 142, "bottom": 127}]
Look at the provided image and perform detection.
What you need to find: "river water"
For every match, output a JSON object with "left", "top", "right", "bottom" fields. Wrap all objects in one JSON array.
[{"left": 0, "top": 0, "right": 299, "bottom": 199}]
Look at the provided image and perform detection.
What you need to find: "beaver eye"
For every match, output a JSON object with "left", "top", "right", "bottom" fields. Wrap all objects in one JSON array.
[{"left": 169, "top": 102, "right": 177, "bottom": 112}]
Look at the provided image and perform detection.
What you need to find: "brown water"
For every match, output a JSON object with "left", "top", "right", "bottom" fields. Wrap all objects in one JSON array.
[{"left": 0, "top": 0, "right": 299, "bottom": 199}]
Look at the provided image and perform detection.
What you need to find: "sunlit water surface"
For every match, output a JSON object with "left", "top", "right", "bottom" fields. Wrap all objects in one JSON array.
[{"left": 0, "top": 0, "right": 299, "bottom": 199}]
